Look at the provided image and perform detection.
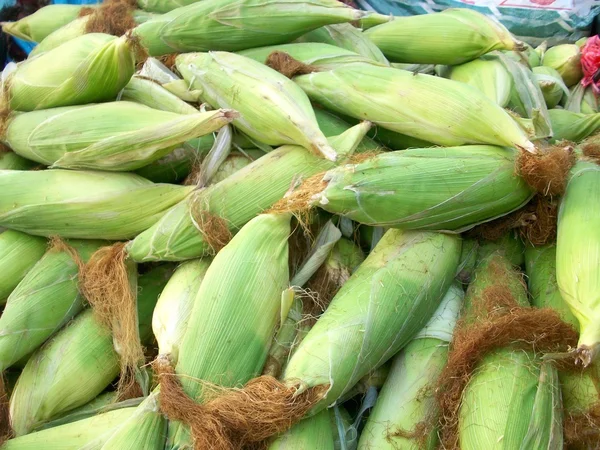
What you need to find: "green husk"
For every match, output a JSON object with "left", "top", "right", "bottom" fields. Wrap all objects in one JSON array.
[
  {"left": 548, "top": 109, "right": 600, "bottom": 143},
  {"left": 294, "top": 64, "right": 535, "bottom": 150},
  {"left": 504, "top": 43, "right": 541, "bottom": 68},
  {"left": 132, "top": 142, "right": 210, "bottom": 184},
  {"left": 477, "top": 231, "right": 525, "bottom": 267},
  {"left": 0, "top": 230, "right": 46, "bottom": 302},
  {"left": 296, "top": 23, "right": 389, "bottom": 64},
  {"left": 268, "top": 410, "right": 335, "bottom": 450},
  {"left": 127, "top": 122, "right": 371, "bottom": 261},
  {"left": 8, "top": 265, "right": 170, "bottom": 436},
  {"left": 358, "top": 283, "right": 464, "bottom": 450},
  {"left": 120, "top": 76, "right": 199, "bottom": 115},
  {"left": 0, "top": 169, "right": 193, "bottom": 240},
  {"left": 1, "top": 407, "right": 136, "bottom": 450},
  {"left": 4, "top": 102, "right": 235, "bottom": 171},
  {"left": 532, "top": 66, "right": 569, "bottom": 109},
  {"left": 1, "top": 4, "right": 88, "bottom": 43},
  {"left": 308, "top": 146, "right": 533, "bottom": 232},
  {"left": 0, "top": 240, "right": 103, "bottom": 372},
  {"left": 282, "top": 230, "right": 461, "bottom": 414},
  {"left": 0, "top": 149, "right": 37, "bottom": 170},
  {"left": 6, "top": 33, "right": 136, "bottom": 111},
  {"left": 364, "top": 9, "right": 521, "bottom": 65},
  {"left": 209, "top": 152, "right": 261, "bottom": 184},
  {"left": 313, "top": 109, "right": 380, "bottom": 152},
  {"left": 556, "top": 161, "right": 600, "bottom": 365},
  {"left": 176, "top": 51, "right": 337, "bottom": 160},
  {"left": 565, "top": 83, "right": 599, "bottom": 114},
  {"left": 542, "top": 44, "right": 583, "bottom": 87},
  {"left": 133, "top": 0, "right": 365, "bottom": 56}
]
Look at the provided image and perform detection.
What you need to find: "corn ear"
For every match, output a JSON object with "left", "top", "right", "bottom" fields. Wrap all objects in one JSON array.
[
  {"left": 358, "top": 283, "right": 464, "bottom": 450},
  {"left": 127, "top": 122, "right": 370, "bottom": 261},
  {"left": 542, "top": 44, "right": 583, "bottom": 87},
  {"left": 152, "top": 259, "right": 211, "bottom": 361},
  {"left": 1, "top": 4, "right": 87, "bottom": 42},
  {"left": 294, "top": 64, "right": 535, "bottom": 150},
  {"left": 296, "top": 23, "right": 389, "bottom": 65},
  {"left": 1, "top": 407, "right": 136, "bottom": 450},
  {"left": 0, "top": 240, "right": 102, "bottom": 372},
  {"left": 365, "top": 9, "right": 521, "bottom": 65},
  {"left": 310, "top": 146, "right": 533, "bottom": 232},
  {"left": 532, "top": 66, "right": 569, "bottom": 109},
  {"left": 283, "top": 230, "right": 461, "bottom": 414},
  {"left": 0, "top": 169, "right": 193, "bottom": 239},
  {"left": 4, "top": 102, "right": 235, "bottom": 171},
  {"left": 0, "top": 230, "right": 46, "bottom": 302},
  {"left": 7, "top": 33, "right": 135, "bottom": 111},
  {"left": 177, "top": 51, "right": 337, "bottom": 160},
  {"left": 548, "top": 109, "right": 600, "bottom": 143},
  {"left": 269, "top": 410, "right": 335, "bottom": 450},
  {"left": 133, "top": 0, "right": 365, "bottom": 56},
  {"left": 557, "top": 160, "right": 600, "bottom": 365}
]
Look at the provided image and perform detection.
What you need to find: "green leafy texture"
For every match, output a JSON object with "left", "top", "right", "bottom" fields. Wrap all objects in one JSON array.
[
  {"left": 1, "top": 407, "right": 136, "bottom": 450},
  {"left": 0, "top": 240, "right": 102, "bottom": 372},
  {"left": 312, "top": 146, "right": 533, "bottom": 232},
  {"left": 0, "top": 230, "right": 46, "bottom": 302},
  {"left": 133, "top": 0, "right": 364, "bottom": 56},
  {"left": 313, "top": 108, "right": 381, "bottom": 152},
  {"left": 282, "top": 230, "right": 461, "bottom": 414},
  {"left": 120, "top": 76, "right": 199, "bottom": 115},
  {"left": 542, "top": 44, "right": 583, "bottom": 87},
  {"left": 557, "top": 161, "right": 600, "bottom": 358},
  {"left": 364, "top": 9, "right": 519, "bottom": 65},
  {"left": 8, "top": 33, "right": 135, "bottom": 111},
  {"left": 358, "top": 283, "right": 463, "bottom": 450},
  {"left": 532, "top": 66, "right": 568, "bottom": 110},
  {"left": 477, "top": 232, "right": 525, "bottom": 267},
  {"left": 1, "top": 4, "right": 87, "bottom": 42},
  {"left": 548, "top": 109, "right": 600, "bottom": 144},
  {"left": 177, "top": 52, "right": 336, "bottom": 161},
  {"left": 136, "top": 0, "right": 198, "bottom": 14},
  {"left": 0, "top": 150, "right": 37, "bottom": 170},
  {"left": 0, "top": 169, "right": 193, "bottom": 239},
  {"left": 8, "top": 265, "right": 170, "bottom": 436},
  {"left": 295, "top": 64, "right": 534, "bottom": 150},
  {"left": 269, "top": 410, "right": 335, "bottom": 450},
  {"left": 128, "top": 123, "right": 369, "bottom": 262},
  {"left": 565, "top": 83, "right": 599, "bottom": 114},
  {"left": 5, "top": 101, "right": 233, "bottom": 171}
]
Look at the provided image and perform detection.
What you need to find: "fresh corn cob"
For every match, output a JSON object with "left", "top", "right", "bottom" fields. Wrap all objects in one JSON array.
[
  {"left": 176, "top": 51, "right": 337, "bottom": 160},
  {"left": 557, "top": 160, "right": 600, "bottom": 365},
  {"left": 8, "top": 265, "right": 170, "bottom": 435},
  {"left": 548, "top": 109, "right": 600, "bottom": 143},
  {"left": 238, "top": 42, "right": 384, "bottom": 70},
  {"left": 294, "top": 64, "right": 535, "bottom": 150},
  {"left": 364, "top": 9, "right": 522, "bottom": 65},
  {"left": 0, "top": 149, "right": 36, "bottom": 170},
  {"left": 542, "top": 44, "right": 583, "bottom": 87},
  {"left": 0, "top": 169, "right": 193, "bottom": 239},
  {"left": 4, "top": 102, "right": 235, "bottom": 171},
  {"left": 269, "top": 410, "right": 335, "bottom": 449},
  {"left": 1, "top": 407, "right": 136, "bottom": 450},
  {"left": 358, "top": 283, "right": 464, "bottom": 450},
  {"left": 0, "top": 230, "right": 46, "bottom": 302},
  {"left": 296, "top": 23, "right": 389, "bottom": 64},
  {"left": 6, "top": 33, "right": 136, "bottom": 111},
  {"left": 306, "top": 146, "right": 533, "bottom": 232},
  {"left": 1, "top": 4, "right": 87, "bottom": 43},
  {"left": 30, "top": 10, "right": 156, "bottom": 56},
  {"left": 532, "top": 66, "right": 569, "bottom": 109},
  {"left": 0, "top": 240, "right": 102, "bottom": 373},
  {"left": 133, "top": 0, "right": 365, "bottom": 56},
  {"left": 128, "top": 122, "right": 370, "bottom": 261}
]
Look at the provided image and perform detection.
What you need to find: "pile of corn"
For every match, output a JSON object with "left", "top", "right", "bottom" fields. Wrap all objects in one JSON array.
[{"left": 0, "top": 2, "right": 599, "bottom": 449}]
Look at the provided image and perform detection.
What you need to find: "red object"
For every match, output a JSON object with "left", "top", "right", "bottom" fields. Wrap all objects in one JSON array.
[
  {"left": 529, "top": 0, "right": 556, "bottom": 6},
  {"left": 581, "top": 35, "right": 600, "bottom": 95}
]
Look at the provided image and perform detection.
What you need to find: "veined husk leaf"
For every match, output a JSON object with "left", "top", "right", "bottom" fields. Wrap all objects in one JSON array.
[
  {"left": 532, "top": 66, "right": 569, "bottom": 109},
  {"left": 557, "top": 161, "right": 600, "bottom": 364},
  {"left": 269, "top": 410, "right": 335, "bottom": 450},
  {"left": 358, "top": 283, "right": 463, "bottom": 450},
  {"left": 564, "top": 83, "right": 599, "bottom": 114},
  {"left": 313, "top": 108, "right": 381, "bottom": 152},
  {"left": 4, "top": 101, "right": 235, "bottom": 171},
  {"left": 542, "top": 44, "right": 583, "bottom": 87},
  {"left": 0, "top": 169, "right": 193, "bottom": 239},
  {"left": 127, "top": 122, "right": 370, "bottom": 261},
  {"left": 282, "top": 230, "right": 461, "bottom": 414},
  {"left": 7, "top": 33, "right": 135, "bottom": 111},
  {"left": 8, "top": 265, "right": 170, "bottom": 435},
  {"left": 0, "top": 240, "right": 103, "bottom": 372},
  {"left": 310, "top": 146, "right": 533, "bottom": 232},
  {"left": 177, "top": 51, "right": 337, "bottom": 160},
  {"left": 294, "top": 64, "right": 534, "bottom": 150},
  {"left": 121, "top": 76, "right": 199, "bottom": 115},
  {"left": 364, "top": 9, "right": 521, "bottom": 65},
  {"left": 1, "top": 4, "right": 87, "bottom": 43},
  {"left": 296, "top": 23, "right": 389, "bottom": 64},
  {"left": 0, "top": 229, "right": 46, "bottom": 302},
  {"left": 132, "top": 0, "right": 365, "bottom": 56},
  {"left": 548, "top": 109, "right": 600, "bottom": 143},
  {"left": 0, "top": 149, "right": 37, "bottom": 170},
  {"left": 1, "top": 407, "right": 136, "bottom": 450}
]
